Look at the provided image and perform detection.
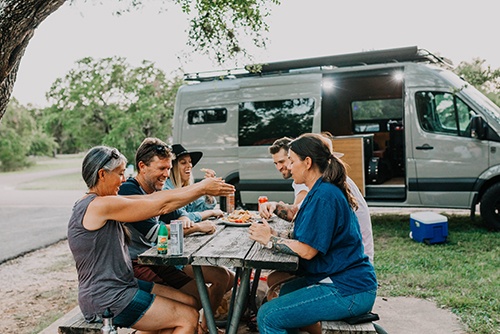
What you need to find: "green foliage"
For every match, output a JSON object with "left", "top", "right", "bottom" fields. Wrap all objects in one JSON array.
[
  {"left": 351, "top": 99, "right": 403, "bottom": 121},
  {"left": 373, "top": 214, "right": 500, "bottom": 333},
  {"left": 0, "top": 98, "right": 58, "bottom": 171},
  {"left": 89, "top": 0, "right": 279, "bottom": 65},
  {"left": 42, "top": 57, "right": 183, "bottom": 163},
  {"left": 454, "top": 58, "right": 500, "bottom": 107}
]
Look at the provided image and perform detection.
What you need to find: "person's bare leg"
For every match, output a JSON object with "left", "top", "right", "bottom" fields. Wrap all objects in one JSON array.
[
  {"left": 266, "top": 271, "right": 295, "bottom": 302},
  {"left": 132, "top": 293, "right": 198, "bottom": 334},
  {"left": 183, "top": 265, "right": 234, "bottom": 333},
  {"left": 178, "top": 280, "right": 202, "bottom": 309},
  {"left": 301, "top": 322, "right": 321, "bottom": 334},
  {"left": 183, "top": 265, "right": 233, "bottom": 312},
  {"left": 266, "top": 271, "right": 294, "bottom": 288},
  {"left": 154, "top": 283, "right": 198, "bottom": 309}
]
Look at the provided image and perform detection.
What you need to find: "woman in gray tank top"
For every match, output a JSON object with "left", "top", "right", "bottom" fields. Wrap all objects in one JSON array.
[{"left": 68, "top": 145, "right": 234, "bottom": 333}]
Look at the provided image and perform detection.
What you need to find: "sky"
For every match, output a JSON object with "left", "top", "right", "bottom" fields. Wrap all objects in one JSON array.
[{"left": 12, "top": 0, "right": 500, "bottom": 108}]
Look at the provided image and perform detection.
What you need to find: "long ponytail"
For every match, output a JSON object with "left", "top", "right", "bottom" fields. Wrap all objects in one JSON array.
[{"left": 289, "top": 133, "right": 358, "bottom": 210}]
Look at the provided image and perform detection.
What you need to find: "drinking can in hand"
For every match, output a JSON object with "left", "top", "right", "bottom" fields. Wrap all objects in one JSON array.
[
  {"left": 226, "top": 193, "right": 235, "bottom": 213},
  {"left": 169, "top": 220, "right": 184, "bottom": 256}
]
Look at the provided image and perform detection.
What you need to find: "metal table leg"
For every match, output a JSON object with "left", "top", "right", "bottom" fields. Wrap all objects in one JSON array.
[
  {"left": 249, "top": 268, "right": 262, "bottom": 315},
  {"left": 224, "top": 267, "right": 241, "bottom": 327},
  {"left": 192, "top": 265, "right": 217, "bottom": 334},
  {"left": 225, "top": 268, "right": 252, "bottom": 334}
]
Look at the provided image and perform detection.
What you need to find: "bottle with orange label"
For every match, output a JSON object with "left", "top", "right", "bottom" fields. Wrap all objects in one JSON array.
[
  {"left": 157, "top": 224, "right": 169, "bottom": 255},
  {"left": 258, "top": 196, "right": 268, "bottom": 212}
]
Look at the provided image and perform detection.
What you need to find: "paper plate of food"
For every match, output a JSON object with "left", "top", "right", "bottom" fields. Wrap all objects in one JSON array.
[{"left": 220, "top": 210, "right": 259, "bottom": 226}]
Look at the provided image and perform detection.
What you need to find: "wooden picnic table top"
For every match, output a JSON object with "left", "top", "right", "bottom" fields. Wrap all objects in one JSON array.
[{"left": 138, "top": 215, "right": 299, "bottom": 271}]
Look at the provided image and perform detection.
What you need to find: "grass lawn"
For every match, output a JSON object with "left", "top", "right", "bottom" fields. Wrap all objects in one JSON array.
[
  {"left": 373, "top": 214, "right": 500, "bottom": 334},
  {"left": 2, "top": 153, "right": 85, "bottom": 174}
]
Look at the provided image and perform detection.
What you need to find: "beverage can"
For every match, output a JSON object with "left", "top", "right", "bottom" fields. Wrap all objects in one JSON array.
[
  {"left": 169, "top": 220, "right": 184, "bottom": 256},
  {"left": 157, "top": 224, "right": 169, "bottom": 255},
  {"left": 258, "top": 196, "right": 268, "bottom": 212},
  {"left": 226, "top": 193, "right": 235, "bottom": 213}
]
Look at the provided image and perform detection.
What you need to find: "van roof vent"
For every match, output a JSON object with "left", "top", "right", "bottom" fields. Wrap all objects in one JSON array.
[{"left": 184, "top": 46, "right": 452, "bottom": 82}]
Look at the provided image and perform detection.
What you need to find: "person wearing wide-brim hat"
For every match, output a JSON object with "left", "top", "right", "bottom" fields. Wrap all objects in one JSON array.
[
  {"left": 171, "top": 144, "right": 204, "bottom": 172},
  {"left": 162, "top": 145, "right": 233, "bottom": 334},
  {"left": 165, "top": 145, "right": 222, "bottom": 219}
]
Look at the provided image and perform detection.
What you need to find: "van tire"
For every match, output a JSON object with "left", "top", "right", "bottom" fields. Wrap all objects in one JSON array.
[{"left": 480, "top": 183, "right": 500, "bottom": 231}]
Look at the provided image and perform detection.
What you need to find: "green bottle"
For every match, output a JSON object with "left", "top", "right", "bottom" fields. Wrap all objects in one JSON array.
[{"left": 157, "top": 224, "right": 169, "bottom": 255}]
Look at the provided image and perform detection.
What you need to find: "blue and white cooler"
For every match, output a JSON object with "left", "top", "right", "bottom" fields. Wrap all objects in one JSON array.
[{"left": 410, "top": 211, "right": 448, "bottom": 244}]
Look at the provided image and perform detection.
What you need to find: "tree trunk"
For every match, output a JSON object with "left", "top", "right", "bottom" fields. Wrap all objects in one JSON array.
[{"left": 0, "top": 0, "right": 66, "bottom": 121}]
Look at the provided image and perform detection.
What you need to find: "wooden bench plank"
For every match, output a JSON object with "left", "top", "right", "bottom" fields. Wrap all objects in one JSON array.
[
  {"left": 322, "top": 320, "right": 376, "bottom": 334},
  {"left": 58, "top": 312, "right": 101, "bottom": 334}
]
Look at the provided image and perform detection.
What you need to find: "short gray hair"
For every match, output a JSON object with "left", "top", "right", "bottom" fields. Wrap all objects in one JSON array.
[{"left": 82, "top": 146, "right": 127, "bottom": 189}]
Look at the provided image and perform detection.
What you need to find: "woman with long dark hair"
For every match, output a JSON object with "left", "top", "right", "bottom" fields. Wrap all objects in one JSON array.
[
  {"left": 68, "top": 146, "right": 234, "bottom": 334},
  {"left": 249, "top": 133, "right": 377, "bottom": 334}
]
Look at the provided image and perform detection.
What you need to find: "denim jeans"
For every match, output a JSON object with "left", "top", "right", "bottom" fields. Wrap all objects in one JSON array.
[{"left": 257, "top": 277, "right": 377, "bottom": 334}]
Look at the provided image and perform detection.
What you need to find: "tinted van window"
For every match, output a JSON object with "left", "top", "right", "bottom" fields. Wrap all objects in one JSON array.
[
  {"left": 415, "top": 92, "right": 476, "bottom": 136},
  {"left": 238, "top": 98, "right": 315, "bottom": 146},
  {"left": 352, "top": 98, "right": 403, "bottom": 133},
  {"left": 188, "top": 108, "right": 227, "bottom": 124}
]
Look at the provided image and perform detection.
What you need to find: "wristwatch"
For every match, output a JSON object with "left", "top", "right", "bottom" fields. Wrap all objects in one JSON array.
[{"left": 265, "top": 240, "right": 273, "bottom": 249}]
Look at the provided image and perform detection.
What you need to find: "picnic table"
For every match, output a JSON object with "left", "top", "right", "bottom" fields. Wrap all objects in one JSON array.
[{"left": 138, "top": 215, "right": 299, "bottom": 334}]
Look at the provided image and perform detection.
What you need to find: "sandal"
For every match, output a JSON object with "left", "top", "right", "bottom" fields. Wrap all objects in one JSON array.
[{"left": 198, "top": 322, "right": 224, "bottom": 334}]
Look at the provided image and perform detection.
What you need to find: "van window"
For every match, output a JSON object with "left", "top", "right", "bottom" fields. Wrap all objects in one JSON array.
[
  {"left": 238, "top": 98, "right": 315, "bottom": 146},
  {"left": 415, "top": 92, "right": 476, "bottom": 136},
  {"left": 188, "top": 108, "right": 227, "bottom": 125},
  {"left": 352, "top": 99, "right": 403, "bottom": 133}
]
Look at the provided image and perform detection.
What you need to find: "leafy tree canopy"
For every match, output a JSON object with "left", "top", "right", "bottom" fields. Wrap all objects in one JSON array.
[
  {"left": 0, "top": 0, "right": 279, "bottom": 121},
  {"left": 0, "top": 98, "right": 58, "bottom": 171},
  {"left": 106, "top": 0, "right": 280, "bottom": 64},
  {"left": 454, "top": 58, "right": 500, "bottom": 107},
  {"left": 41, "top": 56, "right": 182, "bottom": 163}
]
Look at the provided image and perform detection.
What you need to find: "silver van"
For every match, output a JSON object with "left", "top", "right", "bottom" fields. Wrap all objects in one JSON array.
[{"left": 172, "top": 46, "right": 500, "bottom": 230}]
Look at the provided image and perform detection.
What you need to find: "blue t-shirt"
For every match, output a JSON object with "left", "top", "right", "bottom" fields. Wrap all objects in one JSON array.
[{"left": 293, "top": 177, "right": 377, "bottom": 296}]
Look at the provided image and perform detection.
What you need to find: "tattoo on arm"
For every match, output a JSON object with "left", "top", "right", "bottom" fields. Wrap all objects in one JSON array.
[
  {"left": 274, "top": 203, "right": 297, "bottom": 221},
  {"left": 278, "top": 230, "right": 288, "bottom": 238},
  {"left": 270, "top": 236, "right": 299, "bottom": 256}
]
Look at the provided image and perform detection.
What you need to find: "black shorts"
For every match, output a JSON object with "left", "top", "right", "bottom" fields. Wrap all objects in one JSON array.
[{"left": 132, "top": 260, "right": 193, "bottom": 289}]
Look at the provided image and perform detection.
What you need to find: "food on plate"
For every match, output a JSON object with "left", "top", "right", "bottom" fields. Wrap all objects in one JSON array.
[{"left": 221, "top": 210, "right": 258, "bottom": 223}]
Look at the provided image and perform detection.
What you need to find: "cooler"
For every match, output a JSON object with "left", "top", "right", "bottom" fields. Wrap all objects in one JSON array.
[{"left": 410, "top": 211, "right": 448, "bottom": 244}]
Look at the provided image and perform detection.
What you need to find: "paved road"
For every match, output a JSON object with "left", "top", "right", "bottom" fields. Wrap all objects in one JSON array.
[{"left": 0, "top": 167, "right": 85, "bottom": 263}]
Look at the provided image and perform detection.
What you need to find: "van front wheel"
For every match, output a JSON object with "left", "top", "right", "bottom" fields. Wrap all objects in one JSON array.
[{"left": 480, "top": 183, "right": 500, "bottom": 231}]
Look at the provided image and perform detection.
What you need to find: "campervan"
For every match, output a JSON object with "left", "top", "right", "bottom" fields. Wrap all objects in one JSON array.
[{"left": 172, "top": 46, "right": 500, "bottom": 230}]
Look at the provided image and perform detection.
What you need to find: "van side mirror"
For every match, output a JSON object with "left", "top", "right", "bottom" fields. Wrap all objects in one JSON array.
[{"left": 470, "top": 115, "right": 485, "bottom": 139}]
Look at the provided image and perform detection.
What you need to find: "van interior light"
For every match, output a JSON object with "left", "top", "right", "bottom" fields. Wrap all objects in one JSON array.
[
  {"left": 393, "top": 72, "right": 404, "bottom": 82},
  {"left": 322, "top": 80, "right": 335, "bottom": 91}
]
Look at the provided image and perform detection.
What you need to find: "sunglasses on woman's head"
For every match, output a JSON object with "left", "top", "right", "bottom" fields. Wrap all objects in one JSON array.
[{"left": 100, "top": 148, "right": 120, "bottom": 170}]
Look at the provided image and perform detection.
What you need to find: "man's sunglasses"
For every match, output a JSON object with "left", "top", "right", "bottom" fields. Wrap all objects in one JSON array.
[{"left": 149, "top": 144, "right": 170, "bottom": 155}]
